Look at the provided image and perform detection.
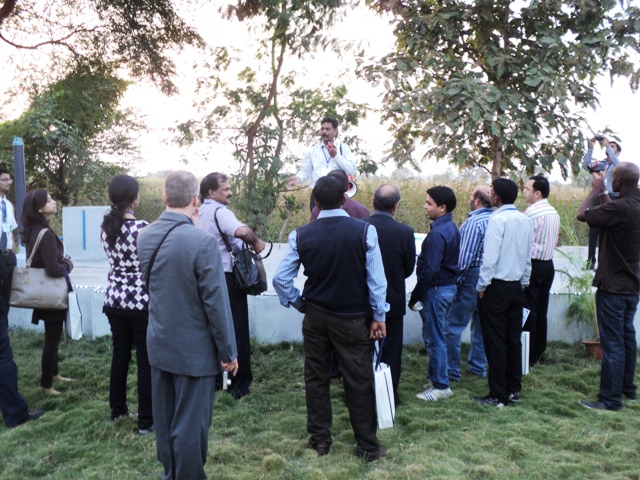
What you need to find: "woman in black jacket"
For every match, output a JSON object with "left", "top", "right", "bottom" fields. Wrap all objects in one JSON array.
[{"left": 21, "top": 190, "right": 74, "bottom": 395}]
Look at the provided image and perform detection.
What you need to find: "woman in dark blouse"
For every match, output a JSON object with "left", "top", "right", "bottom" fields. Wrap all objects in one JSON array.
[
  {"left": 20, "top": 190, "right": 74, "bottom": 395},
  {"left": 100, "top": 175, "right": 152, "bottom": 435}
]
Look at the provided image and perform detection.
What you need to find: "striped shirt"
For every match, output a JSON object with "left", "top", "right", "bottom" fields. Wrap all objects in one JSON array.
[
  {"left": 456, "top": 207, "right": 493, "bottom": 282},
  {"left": 524, "top": 199, "right": 560, "bottom": 261}
]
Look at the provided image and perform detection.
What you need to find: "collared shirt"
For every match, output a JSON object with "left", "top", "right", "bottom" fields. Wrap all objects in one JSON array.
[
  {"left": 477, "top": 205, "right": 534, "bottom": 292},
  {"left": 582, "top": 145, "right": 620, "bottom": 196},
  {"left": 273, "top": 209, "right": 389, "bottom": 321},
  {"left": 456, "top": 207, "right": 492, "bottom": 282},
  {"left": 197, "top": 199, "right": 245, "bottom": 272},
  {"left": 0, "top": 195, "right": 18, "bottom": 249},
  {"left": 296, "top": 142, "right": 356, "bottom": 187},
  {"left": 410, "top": 213, "right": 460, "bottom": 303},
  {"left": 524, "top": 199, "right": 560, "bottom": 261},
  {"left": 584, "top": 189, "right": 640, "bottom": 295}
]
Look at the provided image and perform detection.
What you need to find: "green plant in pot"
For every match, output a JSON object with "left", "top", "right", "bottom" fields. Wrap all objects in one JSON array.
[{"left": 555, "top": 223, "right": 601, "bottom": 359}]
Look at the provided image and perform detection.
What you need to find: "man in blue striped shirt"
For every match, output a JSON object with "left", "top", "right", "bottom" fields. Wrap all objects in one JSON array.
[{"left": 445, "top": 185, "right": 493, "bottom": 382}]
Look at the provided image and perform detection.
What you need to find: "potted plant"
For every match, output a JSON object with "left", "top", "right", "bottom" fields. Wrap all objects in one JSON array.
[{"left": 555, "top": 225, "right": 601, "bottom": 359}]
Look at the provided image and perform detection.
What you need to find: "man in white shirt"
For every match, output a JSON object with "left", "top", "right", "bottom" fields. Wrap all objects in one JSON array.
[
  {"left": 0, "top": 169, "right": 18, "bottom": 254},
  {"left": 288, "top": 117, "right": 357, "bottom": 211},
  {"left": 522, "top": 175, "right": 560, "bottom": 367},
  {"left": 475, "top": 179, "right": 534, "bottom": 408}
]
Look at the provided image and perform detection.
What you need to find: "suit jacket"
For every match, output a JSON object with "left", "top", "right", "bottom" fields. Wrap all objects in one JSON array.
[
  {"left": 137, "top": 211, "right": 237, "bottom": 377},
  {"left": 364, "top": 211, "right": 416, "bottom": 317}
]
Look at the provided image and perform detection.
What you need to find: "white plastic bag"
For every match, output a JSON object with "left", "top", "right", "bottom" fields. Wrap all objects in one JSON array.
[
  {"left": 373, "top": 338, "right": 395, "bottom": 429},
  {"left": 65, "top": 291, "right": 83, "bottom": 340}
]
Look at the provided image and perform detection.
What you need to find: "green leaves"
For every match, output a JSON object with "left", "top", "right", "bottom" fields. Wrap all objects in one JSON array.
[{"left": 364, "top": 0, "right": 640, "bottom": 178}]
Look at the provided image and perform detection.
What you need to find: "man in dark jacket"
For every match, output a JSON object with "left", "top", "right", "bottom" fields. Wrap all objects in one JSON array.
[{"left": 364, "top": 184, "right": 415, "bottom": 405}]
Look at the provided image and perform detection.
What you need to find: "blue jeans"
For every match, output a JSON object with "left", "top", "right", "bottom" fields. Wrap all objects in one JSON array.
[
  {"left": 596, "top": 290, "right": 639, "bottom": 410},
  {"left": 445, "top": 267, "right": 486, "bottom": 380},
  {"left": 420, "top": 285, "right": 457, "bottom": 390}
]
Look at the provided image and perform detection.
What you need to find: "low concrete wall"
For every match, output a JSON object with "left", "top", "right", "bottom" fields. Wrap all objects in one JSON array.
[{"left": 9, "top": 244, "right": 627, "bottom": 345}]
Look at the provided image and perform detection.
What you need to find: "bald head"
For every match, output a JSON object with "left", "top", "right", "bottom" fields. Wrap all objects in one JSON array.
[
  {"left": 373, "top": 184, "right": 401, "bottom": 213},
  {"left": 471, "top": 185, "right": 492, "bottom": 211},
  {"left": 611, "top": 162, "right": 640, "bottom": 195}
]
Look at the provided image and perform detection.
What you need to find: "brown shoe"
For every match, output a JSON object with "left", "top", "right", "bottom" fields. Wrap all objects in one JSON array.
[
  {"left": 356, "top": 444, "right": 387, "bottom": 462},
  {"left": 308, "top": 441, "right": 331, "bottom": 456}
]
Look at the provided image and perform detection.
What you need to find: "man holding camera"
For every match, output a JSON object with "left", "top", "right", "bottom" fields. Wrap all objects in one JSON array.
[
  {"left": 577, "top": 163, "right": 640, "bottom": 411},
  {"left": 582, "top": 136, "right": 621, "bottom": 268}
]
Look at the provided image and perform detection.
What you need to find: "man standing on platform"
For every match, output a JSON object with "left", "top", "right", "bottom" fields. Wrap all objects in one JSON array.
[
  {"left": 288, "top": 117, "right": 357, "bottom": 212},
  {"left": 523, "top": 175, "right": 560, "bottom": 367},
  {"left": 364, "top": 184, "right": 415, "bottom": 405},
  {"left": 198, "top": 172, "right": 265, "bottom": 399},
  {"left": 578, "top": 163, "right": 640, "bottom": 411},
  {"left": 273, "top": 175, "right": 388, "bottom": 461},
  {"left": 475, "top": 179, "right": 533, "bottom": 408},
  {"left": 445, "top": 185, "right": 492, "bottom": 382}
]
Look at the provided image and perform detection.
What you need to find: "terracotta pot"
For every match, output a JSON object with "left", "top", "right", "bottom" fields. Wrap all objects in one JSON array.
[{"left": 582, "top": 339, "right": 602, "bottom": 360}]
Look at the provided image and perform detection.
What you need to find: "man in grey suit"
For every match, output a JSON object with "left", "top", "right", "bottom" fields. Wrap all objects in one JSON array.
[{"left": 138, "top": 171, "right": 238, "bottom": 480}]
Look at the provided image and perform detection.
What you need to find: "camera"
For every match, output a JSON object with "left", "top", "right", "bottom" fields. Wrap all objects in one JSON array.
[
  {"left": 222, "top": 370, "right": 232, "bottom": 390},
  {"left": 588, "top": 160, "right": 607, "bottom": 173},
  {"left": 594, "top": 135, "right": 605, "bottom": 141}
]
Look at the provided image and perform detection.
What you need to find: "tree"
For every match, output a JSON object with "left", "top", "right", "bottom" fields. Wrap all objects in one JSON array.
[
  {"left": 0, "top": 65, "right": 139, "bottom": 205},
  {"left": 176, "top": 1, "right": 372, "bottom": 237},
  {"left": 362, "top": 0, "right": 640, "bottom": 179},
  {"left": 0, "top": 0, "right": 204, "bottom": 95}
]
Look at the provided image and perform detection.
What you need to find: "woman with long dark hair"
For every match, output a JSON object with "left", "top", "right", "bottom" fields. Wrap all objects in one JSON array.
[
  {"left": 100, "top": 174, "right": 152, "bottom": 435},
  {"left": 20, "top": 190, "right": 74, "bottom": 395}
]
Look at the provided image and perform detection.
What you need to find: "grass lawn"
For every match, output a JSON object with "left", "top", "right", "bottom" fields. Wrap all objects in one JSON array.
[{"left": 2, "top": 330, "right": 639, "bottom": 480}]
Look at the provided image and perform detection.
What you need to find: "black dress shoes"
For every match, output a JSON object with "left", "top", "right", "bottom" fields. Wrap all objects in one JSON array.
[{"left": 308, "top": 441, "right": 331, "bottom": 456}]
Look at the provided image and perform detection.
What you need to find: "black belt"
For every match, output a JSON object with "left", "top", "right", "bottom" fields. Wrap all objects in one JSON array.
[{"left": 1, "top": 249, "right": 12, "bottom": 255}]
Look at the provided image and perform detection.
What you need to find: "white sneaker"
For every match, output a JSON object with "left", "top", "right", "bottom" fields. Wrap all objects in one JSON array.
[{"left": 416, "top": 387, "right": 453, "bottom": 402}]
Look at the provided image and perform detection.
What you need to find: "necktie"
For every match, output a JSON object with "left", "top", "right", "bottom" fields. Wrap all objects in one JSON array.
[{"left": 0, "top": 199, "right": 7, "bottom": 250}]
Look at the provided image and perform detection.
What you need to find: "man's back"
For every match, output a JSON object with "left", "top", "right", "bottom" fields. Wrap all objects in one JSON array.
[
  {"left": 365, "top": 213, "right": 415, "bottom": 316},
  {"left": 138, "top": 211, "right": 236, "bottom": 377},
  {"left": 588, "top": 190, "right": 640, "bottom": 294},
  {"left": 297, "top": 215, "right": 369, "bottom": 315}
]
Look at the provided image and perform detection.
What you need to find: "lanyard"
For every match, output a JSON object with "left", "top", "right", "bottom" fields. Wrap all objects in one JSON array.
[{"left": 322, "top": 145, "right": 332, "bottom": 165}]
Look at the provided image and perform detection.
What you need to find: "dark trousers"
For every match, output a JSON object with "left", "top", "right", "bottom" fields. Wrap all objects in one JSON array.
[
  {"left": 107, "top": 313, "right": 153, "bottom": 430},
  {"left": 596, "top": 290, "right": 639, "bottom": 410},
  {"left": 0, "top": 313, "right": 30, "bottom": 428},
  {"left": 587, "top": 227, "right": 600, "bottom": 268},
  {"left": 479, "top": 280, "right": 523, "bottom": 404},
  {"left": 224, "top": 273, "right": 252, "bottom": 398},
  {"left": 302, "top": 308, "right": 380, "bottom": 455},
  {"left": 381, "top": 315, "right": 403, "bottom": 406},
  {"left": 151, "top": 367, "right": 215, "bottom": 480},
  {"left": 41, "top": 320, "right": 63, "bottom": 389},
  {"left": 523, "top": 259, "right": 555, "bottom": 366}
]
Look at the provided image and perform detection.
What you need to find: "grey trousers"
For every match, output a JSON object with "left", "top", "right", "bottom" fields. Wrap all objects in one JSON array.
[{"left": 151, "top": 367, "right": 216, "bottom": 480}]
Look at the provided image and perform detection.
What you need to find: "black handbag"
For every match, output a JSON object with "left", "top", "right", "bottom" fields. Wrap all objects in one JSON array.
[{"left": 214, "top": 209, "right": 272, "bottom": 295}]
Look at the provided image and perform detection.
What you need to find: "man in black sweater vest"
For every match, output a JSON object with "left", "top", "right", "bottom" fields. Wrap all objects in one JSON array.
[{"left": 273, "top": 175, "right": 389, "bottom": 461}]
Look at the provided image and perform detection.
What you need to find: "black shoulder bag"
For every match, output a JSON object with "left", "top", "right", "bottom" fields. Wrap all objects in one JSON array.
[{"left": 213, "top": 208, "right": 272, "bottom": 295}]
